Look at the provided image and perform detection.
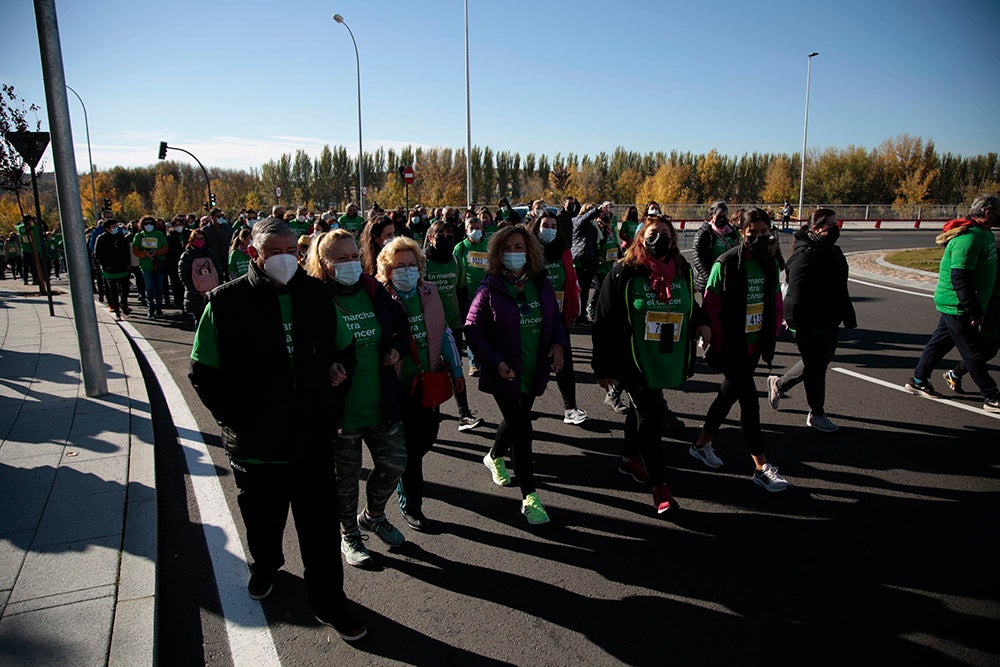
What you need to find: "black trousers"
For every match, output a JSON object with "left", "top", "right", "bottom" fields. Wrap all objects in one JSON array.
[
  {"left": 230, "top": 457, "right": 346, "bottom": 615},
  {"left": 623, "top": 385, "right": 666, "bottom": 485},
  {"left": 492, "top": 392, "right": 538, "bottom": 497},
  {"left": 105, "top": 276, "right": 130, "bottom": 313},
  {"left": 399, "top": 395, "right": 441, "bottom": 514},
  {"left": 703, "top": 353, "right": 765, "bottom": 457},
  {"left": 554, "top": 344, "right": 578, "bottom": 410},
  {"left": 777, "top": 328, "right": 839, "bottom": 415}
]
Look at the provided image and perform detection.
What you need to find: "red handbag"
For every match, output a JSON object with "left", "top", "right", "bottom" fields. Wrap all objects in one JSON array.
[{"left": 409, "top": 339, "right": 453, "bottom": 408}]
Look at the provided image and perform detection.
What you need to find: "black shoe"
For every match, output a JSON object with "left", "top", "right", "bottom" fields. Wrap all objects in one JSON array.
[
  {"left": 905, "top": 379, "right": 941, "bottom": 399},
  {"left": 401, "top": 509, "right": 430, "bottom": 532},
  {"left": 661, "top": 411, "right": 685, "bottom": 433},
  {"left": 315, "top": 606, "right": 367, "bottom": 642},
  {"left": 248, "top": 570, "right": 274, "bottom": 600}
]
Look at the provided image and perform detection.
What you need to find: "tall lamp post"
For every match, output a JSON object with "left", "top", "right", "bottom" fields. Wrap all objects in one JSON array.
[
  {"left": 797, "top": 51, "right": 819, "bottom": 222},
  {"left": 333, "top": 13, "right": 364, "bottom": 220},
  {"left": 464, "top": 0, "right": 472, "bottom": 207},
  {"left": 65, "top": 84, "right": 97, "bottom": 224},
  {"left": 157, "top": 141, "right": 213, "bottom": 210}
]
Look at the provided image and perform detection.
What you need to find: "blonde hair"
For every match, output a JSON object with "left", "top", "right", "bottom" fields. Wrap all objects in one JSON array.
[
  {"left": 376, "top": 236, "right": 426, "bottom": 284},
  {"left": 305, "top": 229, "right": 356, "bottom": 279},
  {"left": 486, "top": 225, "right": 544, "bottom": 279}
]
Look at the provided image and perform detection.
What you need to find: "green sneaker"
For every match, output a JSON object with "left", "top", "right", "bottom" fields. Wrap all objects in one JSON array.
[
  {"left": 483, "top": 452, "right": 511, "bottom": 486},
  {"left": 521, "top": 492, "right": 550, "bottom": 525}
]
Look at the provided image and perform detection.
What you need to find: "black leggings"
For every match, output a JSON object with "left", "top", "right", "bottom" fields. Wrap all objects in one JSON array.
[
  {"left": 622, "top": 386, "right": 666, "bottom": 485},
  {"left": 554, "top": 344, "right": 578, "bottom": 410},
  {"left": 491, "top": 392, "right": 537, "bottom": 497},
  {"left": 702, "top": 353, "right": 764, "bottom": 457}
]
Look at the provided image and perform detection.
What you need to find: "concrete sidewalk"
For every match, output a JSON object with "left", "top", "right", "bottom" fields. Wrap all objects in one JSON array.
[{"left": 0, "top": 276, "right": 156, "bottom": 666}]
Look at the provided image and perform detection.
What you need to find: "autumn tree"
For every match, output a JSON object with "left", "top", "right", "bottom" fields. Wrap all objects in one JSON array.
[{"left": 760, "top": 155, "right": 794, "bottom": 204}]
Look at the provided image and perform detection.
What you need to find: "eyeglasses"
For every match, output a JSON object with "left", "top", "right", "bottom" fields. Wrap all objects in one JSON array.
[{"left": 392, "top": 262, "right": 418, "bottom": 271}]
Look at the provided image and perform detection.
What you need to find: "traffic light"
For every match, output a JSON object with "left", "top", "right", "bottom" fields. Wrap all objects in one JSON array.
[
  {"left": 158, "top": 142, "right": 168, "bottom": 160},
  {"left": 102, "top": 198, "right": 112, "bottom": 210},
  {"left": 210, "top": 193, "right": 217, "bottom": 207}
]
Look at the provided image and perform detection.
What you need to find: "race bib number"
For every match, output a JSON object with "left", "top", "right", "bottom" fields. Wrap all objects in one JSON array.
[
  {"left": 467, "top": 251, "right": 489, "bottom": 268},
  {"left": 141, "top": 237, "right": 159, "bottom": 249},
  {"left": 644, "top": 311, "right": 683, "bottom": 342},
  {"left": 746, "top": 302, "right": 764, "bottom": 333},
  {"left": 605, "top": 246, "right": 618, "bottom": 262},
  {"left": 554, "top": 291, "right": 564, "bottom": 311}
]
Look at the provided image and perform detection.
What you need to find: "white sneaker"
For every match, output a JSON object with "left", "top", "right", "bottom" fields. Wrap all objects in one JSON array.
[
  {"left": 807, "top": 412, "right": 839, "bottom": 432},
  {"left": 767, "top": 375, "right": 782, "bottom": 410},
  {"left": 688, "top": 442, "right": 724, "bottom": 469},
  {"left": 753, "top": 463, "right": 789, "bottom": 492},
  {"left": 563, "top": 408, "right": 588, "bottom": 425}
]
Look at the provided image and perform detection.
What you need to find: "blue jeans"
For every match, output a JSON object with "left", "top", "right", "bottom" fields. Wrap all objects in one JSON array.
[
  {"left": 334, "top": 421, "right": 406, "bottom": 533},
  {"left": 141, "top": 268, "right": 164, "bottom": 314},
  {"left": 915, "top": 313, "right": 999, "bottom": 398}
]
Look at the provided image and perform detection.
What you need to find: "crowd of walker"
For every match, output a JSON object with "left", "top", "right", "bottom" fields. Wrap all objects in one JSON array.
[{"left": 25, "top": 192, "right": 993, "bottom": 642}]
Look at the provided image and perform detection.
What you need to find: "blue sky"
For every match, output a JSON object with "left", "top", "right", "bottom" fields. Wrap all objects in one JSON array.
[{"left": 3, "top": 0, "right": 998, "bottom": 171}]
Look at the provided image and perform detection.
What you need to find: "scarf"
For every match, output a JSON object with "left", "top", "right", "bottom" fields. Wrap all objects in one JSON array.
[{"left": 646, "top": 255, "right": 676, "bottom": 303}]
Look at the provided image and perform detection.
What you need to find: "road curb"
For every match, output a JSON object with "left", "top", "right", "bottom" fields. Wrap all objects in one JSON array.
[{"left": 96, "top": 306, "right": 159, "bottom": 667}]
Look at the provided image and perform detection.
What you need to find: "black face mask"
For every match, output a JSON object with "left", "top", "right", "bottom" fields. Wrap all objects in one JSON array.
[
  {"left": 746, "top": 234, "right": 771, "bottom": 256},
  {"left": 644, "top": 233, "right": 673, "bottom": 259},
  {"left": 818, "top": 226, "right": 840, "bottom": 244},
  {"left": 431, "top": 238, "right": 455, "bottom": 258}
]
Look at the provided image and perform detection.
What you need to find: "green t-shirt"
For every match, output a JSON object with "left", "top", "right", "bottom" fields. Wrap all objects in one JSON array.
[
  {"left": 288, "top": 218, "right": 311, "bottom": 236},
  {"left": 934, "top": 225, "right": 998, "bottom": 316},
  {"left": 228, "top": 249, "right": 251, "bottom": 278},
  {"left": 191, "top": 302, "right": 221, "bottom": 368},
  {"left": 16, "top": 222, "right": 43, "bottom": 254},
  {"left": 337, "top": 214, "right": 365, "bottom": 237},
  {"left": 132, "top": 230, "right": 168, "bottom": 271},
  {"left": 543, "top": 258, "right": 567, "bottom": 314},
  {"left": 599, "top": 232, "right": 619, "bottom": 274},
  {"left": 710, "top": 228, "right": 741, "bottom": 263},
  {"left": 454, "top": 238, "right": 489, "bottom": 290},
  {"left": 336, "top": 288, "right": 384, "bottom": 431},
  {"left": 628, "top": 274, "right": 691, "bottom": 389},
  {"left": 620, "top": 219, "right": 641, "bottom": 245},
  {"left": 506, "top": 280, "right": 543, "bottom": 394},
  {"left": 706, "top": 257, "right": 770, "bottom": 345},
  {"left": 425, "top": 258, "right": 461, "bottom": 328},
  {"left": 398, "top": 291, "right": 431, "bottom": 386}
]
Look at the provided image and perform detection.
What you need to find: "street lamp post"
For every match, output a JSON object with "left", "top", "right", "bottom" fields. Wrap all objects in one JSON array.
[
  {"left": 65, "top": 84, "right": 97, "bottom": 224},
  {"left": 333, "top": 13, "right": 364, "bottom": 220},
  {"left": 157, "top": 141, "right": 213, "bottom": 210},
  {"left": 464, "top": 0, "right": 472, "bottom": 207},
  {"left": 797, "top": 51, "right": 819, "bottom": 222}
]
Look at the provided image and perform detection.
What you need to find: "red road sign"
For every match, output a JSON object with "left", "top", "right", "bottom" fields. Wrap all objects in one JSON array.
[{"left": 402, "top": 166, "right": 414, "bottom": 185}]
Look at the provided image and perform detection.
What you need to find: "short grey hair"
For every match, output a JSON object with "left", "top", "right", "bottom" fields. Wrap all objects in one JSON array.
[
  {"left": 250, "top": 217, "right": 296, "bottom": 251},
  {"left": 970, "top": 194, "right": 1000, "bottom": 219}
]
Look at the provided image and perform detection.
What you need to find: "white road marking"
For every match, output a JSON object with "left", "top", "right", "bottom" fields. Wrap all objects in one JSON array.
[
  {"left": 832, "top": 367, "right": 1000, "bottom": 421},
  {"left": 848, "top": 277, "right": 933, "bottom": 298},
  {"left": 120, "top": 322, "right": 281, "bottom": 666}
]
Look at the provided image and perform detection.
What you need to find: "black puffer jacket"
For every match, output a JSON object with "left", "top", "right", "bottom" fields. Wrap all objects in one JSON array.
[
  {"left": 783, "top": 229, "right": 856, "bottom": 331},
  {"left": 571, "top": 207, "right": 600, "bottom": 268},
  {"left": 94, "top": 231, "right": 131, "bottom": 275}
]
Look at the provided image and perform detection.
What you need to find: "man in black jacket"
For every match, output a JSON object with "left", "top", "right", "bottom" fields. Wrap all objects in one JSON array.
[
  {"left": 93, "top": 218, "right": 132, "bottom": 318},
  {"left": 188, "top": 218, "right": 366, "bottom": 641},
  {"left": 766, "top": 208, "right": 856, "bottom": 432}
]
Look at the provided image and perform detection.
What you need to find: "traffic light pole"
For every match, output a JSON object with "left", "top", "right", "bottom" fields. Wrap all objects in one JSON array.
[{"left": 161, "top": 144, "right": 213, "bottom": 210}]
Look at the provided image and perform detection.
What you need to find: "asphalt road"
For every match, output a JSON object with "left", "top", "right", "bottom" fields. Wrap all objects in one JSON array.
[{"left": 133, "top": 228, "right": 999, "bottom": 666}]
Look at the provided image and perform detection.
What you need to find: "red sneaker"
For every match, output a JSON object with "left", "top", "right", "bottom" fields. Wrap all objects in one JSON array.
[
  {"left": 617, "top": 456, "right": 650, "bottom": 484},
  {"left": 653, "top": 483, "right": 678, "bottom": 514}
]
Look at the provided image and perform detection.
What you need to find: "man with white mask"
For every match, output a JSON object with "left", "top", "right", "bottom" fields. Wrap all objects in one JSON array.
[{"left": 188, "top": 217, "right": 368, "bottom": 642}]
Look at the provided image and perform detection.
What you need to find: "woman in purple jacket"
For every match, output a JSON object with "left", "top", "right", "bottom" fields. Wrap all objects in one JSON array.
[{"left": 464, "top": 225, "right": 569, "bottom": 525}]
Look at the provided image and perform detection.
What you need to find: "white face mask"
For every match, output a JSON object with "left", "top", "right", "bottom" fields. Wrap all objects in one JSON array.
[
  {"left": 263, "top": 253, "right": 299, "bottom": 285},
  {"left": 143, "top": 224, "right": 154, "bottom": 232},
  {"left": 539, "top": 227, "right": 557, "bottom": 244},
  {"left": 392, "top": 266, "right": 420, "bottom": 293},
  {"left": 502, "top": 252, "right": 527, "bottom": 273},
  {"left": 333, "top": 260, "right": 362, "bottom": 286},
  {"left": 247, "top": 220, "right": 256, "bottom": 228},
  {"left": 467, "top": 229, "right": 483, "bottom": 243},
  {"left": 219, "top": 217, "right": 228, "bottom": 225},
  {"left": 296, "top": 214, "right": 306, "bottom": 222}
]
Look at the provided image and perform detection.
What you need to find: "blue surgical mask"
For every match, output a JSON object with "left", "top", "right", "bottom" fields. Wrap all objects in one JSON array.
[
  {"left": 467, "top": 229, "right": 483, "bottom": 243},
  {"left": 333, "top": 260, "right": 362, "bottom": 286},
  {"left": 539, "top": 228, "right": 557, "bottom": 244},
  {"left": 391, "top": 266, "right": 420, "bottom": 293},
  {"left": 502, "top": 252, "right": 527, "bottom": 273},
  {"left": 143, "top": 224, "right": 154, "bottom": 233}
]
